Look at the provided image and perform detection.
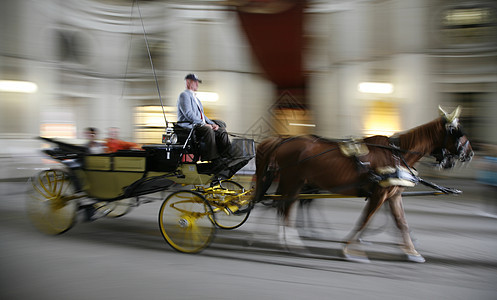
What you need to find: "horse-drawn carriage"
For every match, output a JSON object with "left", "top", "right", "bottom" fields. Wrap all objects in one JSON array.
[
  {"left": 27, "top": 106, "right": 473, "bottom": 262},
  {"left": 23, "top": 0, "right": 476, "bottom": 262},
  {"left": 27, "top": 124, "right": 255, "bottom": 253}
]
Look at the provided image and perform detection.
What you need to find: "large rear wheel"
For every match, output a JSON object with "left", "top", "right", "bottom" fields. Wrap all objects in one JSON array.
[
  {"left": 158, "top": 190, "right": 215, "bottom": 253},
  {"left": 26, "top": 169, "right": 79, "bottom": 235},
  {"left": 205, "top": 180, "right": 251, "bottom": 229}
]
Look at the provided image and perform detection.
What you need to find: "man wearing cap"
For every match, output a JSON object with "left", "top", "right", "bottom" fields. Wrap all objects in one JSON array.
[{"left": 177, "top": 73, "right": 231, "bottom": 163}]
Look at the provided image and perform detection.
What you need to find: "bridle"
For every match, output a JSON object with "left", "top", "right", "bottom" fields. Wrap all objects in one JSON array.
[{"left": 432, "top": 119, "right": 472, "bottom": 169}]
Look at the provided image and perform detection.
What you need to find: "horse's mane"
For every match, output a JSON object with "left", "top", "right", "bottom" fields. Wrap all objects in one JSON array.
[{"left": 395, "top": 117, "right": 445, "bottom": 154}]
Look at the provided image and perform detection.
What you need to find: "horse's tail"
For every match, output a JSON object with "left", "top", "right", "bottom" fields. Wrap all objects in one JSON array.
[{"left": 252, "top": 136, "right": 284, "bottom": 204}]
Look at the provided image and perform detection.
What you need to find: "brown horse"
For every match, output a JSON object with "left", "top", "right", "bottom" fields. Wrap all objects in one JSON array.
[{"left": 252, "top": 106, "right": 473, "bottom": 262}]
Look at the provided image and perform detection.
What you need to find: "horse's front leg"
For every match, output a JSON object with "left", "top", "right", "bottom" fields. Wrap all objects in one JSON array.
[
  {"left": 343, "top": 190, "right": 387, "bottom": 262},
  {"left": 388, "top": 191, "right": 425, "bottom": 263}
]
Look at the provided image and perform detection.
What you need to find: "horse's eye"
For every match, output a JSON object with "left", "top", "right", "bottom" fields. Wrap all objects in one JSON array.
[{"left": 448, "top": 125, "right": 463, "bottom": 138}]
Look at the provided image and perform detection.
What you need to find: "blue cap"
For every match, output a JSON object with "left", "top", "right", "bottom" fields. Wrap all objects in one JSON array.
[{"left": 185, "top": 73, "right": 202, "bottom": 83}]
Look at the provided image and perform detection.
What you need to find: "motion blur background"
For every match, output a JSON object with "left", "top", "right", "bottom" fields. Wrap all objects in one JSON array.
[{"left": 1, "top": 0, "right": 496, "bottom": 180}]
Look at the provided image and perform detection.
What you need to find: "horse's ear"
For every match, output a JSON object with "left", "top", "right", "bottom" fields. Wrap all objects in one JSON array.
[
  {"left": 438, "top": 105, "right": 448, "bottom": 118},
  {"left": 450, "top": 106, "right": 462, "bottom": 121},
  {"left": 439, "top": 105, "right": 462, "bottom": 123}
]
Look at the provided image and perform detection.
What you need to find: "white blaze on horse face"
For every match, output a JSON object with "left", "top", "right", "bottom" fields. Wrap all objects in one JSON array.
[{"left": 446, "top": 118, "right": 459, "bottom": 130}]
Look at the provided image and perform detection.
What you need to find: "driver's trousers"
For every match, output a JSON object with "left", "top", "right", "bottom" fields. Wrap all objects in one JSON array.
[{"left": 195, "top": 124, "right": 231, "bottom": 161}]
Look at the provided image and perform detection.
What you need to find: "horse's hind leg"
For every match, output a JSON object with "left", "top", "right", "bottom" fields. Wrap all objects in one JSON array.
[
  {"left": 276, "top": 176, "right": 307, "bottom": 252},
  {"left": 275, "top": 175, "right": 304, "bottom": 226},
  {"left": 388, "top": 192, "right": 425, "bottom": 263}
]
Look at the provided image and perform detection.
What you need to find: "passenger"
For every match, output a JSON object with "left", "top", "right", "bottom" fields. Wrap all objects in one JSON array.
[
  {"left": 177, "top": 73, "right": 231, "bottom": 164},
  {"left": 105, "top": 127, "right": 141, "bottom": 153},
  {"left": 84, "top": 127, "right": 106, "bottom": 154}
]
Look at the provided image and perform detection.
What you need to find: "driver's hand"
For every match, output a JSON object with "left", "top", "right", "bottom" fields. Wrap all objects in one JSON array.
[{"left": 204, "top": 124, "right": 219, "bottom": 131}]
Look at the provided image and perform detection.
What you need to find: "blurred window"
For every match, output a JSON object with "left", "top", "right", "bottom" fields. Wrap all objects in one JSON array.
[
  {"left": 131, "top": 39, "right": 167, "bottom": 71},
  {"left": 56, "top": 30, "right": 90, "bottom": 65},
  {"left": 40, "top": 123, "right": 76, "bottom": 139},
  {"left": 133, "top": 105, "right": 176, "bottom": 144},
  {"left": 449, "top": 93, "right": 483, "bottom": 143},
  {"left": 439, "top": 5, "right": 497, "bottom": 46}
]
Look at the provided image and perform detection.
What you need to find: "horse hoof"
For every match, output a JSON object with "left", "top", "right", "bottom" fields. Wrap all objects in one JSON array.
[
  {"left": 358, "top": 238, "right": 373, "bottom": 245},
  {"left": 279, "top": 226, "right": 306, "bottom": 247},
  {"left": 282, "top": 235, "right": 309, "bottom": 254},
  {"left": 343, "top": 248, "right": 370, "bottom": 263},
  {"left": 406, "top": 254, "right": 425, "bottom": 263},
  {"left": 343, "top": 253, "right": 371, "bottom": 263}
]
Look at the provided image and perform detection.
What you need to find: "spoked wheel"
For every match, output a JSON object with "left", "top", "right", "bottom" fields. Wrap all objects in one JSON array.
[
  {"left": 205, "top": 180, "right": 252, "bottom": 230},
  {"left": 26, "top": 169, "right": 79, "bottom": 235},
  {"left": 158, "top": 190, "right": 215, "bottom": 253}
]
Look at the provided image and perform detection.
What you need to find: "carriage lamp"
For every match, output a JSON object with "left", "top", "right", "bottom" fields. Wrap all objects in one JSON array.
[{"left": 162, "top": 127, "right": 177, "bottom": 144}]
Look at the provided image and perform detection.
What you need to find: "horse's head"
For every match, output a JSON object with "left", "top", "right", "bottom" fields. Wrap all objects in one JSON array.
[{"left": 432, "top": 106, "right": 474, "bottom": 169}]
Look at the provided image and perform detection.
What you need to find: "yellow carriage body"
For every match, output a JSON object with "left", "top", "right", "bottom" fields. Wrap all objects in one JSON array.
[
  {"left": 81, "top": 146, "right": 213, "bottom": 200},
  {"left": 38, "top": 137, "right": 254, "bottom": 201},
  {"left": 83, "top": 154, "right": 146, "bottom": 199}
]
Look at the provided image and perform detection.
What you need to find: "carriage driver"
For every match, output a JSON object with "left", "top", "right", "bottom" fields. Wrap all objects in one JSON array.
[{"left": 177, "top": 73, "right": 231, "bottom": 165}]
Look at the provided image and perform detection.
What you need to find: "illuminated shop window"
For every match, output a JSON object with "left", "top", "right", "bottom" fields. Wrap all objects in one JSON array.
[
  {"left": 134, "top": 105, "right": 176, "bottom": 144},
  {"left": 40, "top": 123, "right": 76, "bottom": 138},
  {"left": 363, "top": 101, "right": 401, "bottom": 136},
  {"left": 272, "top": 108, "right": 314, "bottom": 136}
]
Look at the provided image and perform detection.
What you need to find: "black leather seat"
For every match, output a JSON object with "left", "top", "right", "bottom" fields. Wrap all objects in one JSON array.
[{"left": 172, "top": 123, "right": 202, "bottom": 161}]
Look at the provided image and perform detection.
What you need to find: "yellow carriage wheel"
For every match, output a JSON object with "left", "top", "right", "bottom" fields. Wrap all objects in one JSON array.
[
  {"left": 26, "top": 169, "right": 78, "bottom": 235},
  {"left": 158, "top": 191, "right": 215, "bottom": 253},
  {"left": 205, "top": 180, "right": 251, "bottom": 230}
]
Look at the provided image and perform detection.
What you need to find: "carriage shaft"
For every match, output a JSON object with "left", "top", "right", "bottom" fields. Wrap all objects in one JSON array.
[{"left": 263, "top": 191, "right": 447, "bottom": 200}]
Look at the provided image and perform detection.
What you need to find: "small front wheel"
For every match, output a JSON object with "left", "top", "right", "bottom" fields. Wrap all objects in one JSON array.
[
  {"left": 158, "top": 190, "right": 215, "bottom": 253},
  {"left": 205, "top": 180, "right": 251, "bottom": 230}
]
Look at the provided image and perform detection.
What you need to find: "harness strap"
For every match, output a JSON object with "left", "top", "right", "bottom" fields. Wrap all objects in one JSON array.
[
  {"left": 372, "top": 141, "right": 460, "bottom": 193},
  {"left": 417, "top": 177, "right": 462, "bottom": 194},
  {"left": 388, "top": 136, "right": 401, "bottom": 148}
]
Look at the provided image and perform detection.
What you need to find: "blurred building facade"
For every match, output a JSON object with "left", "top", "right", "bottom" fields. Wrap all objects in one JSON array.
[{"left": 1, "top": 0, "right": 496, "bottom": 178}]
